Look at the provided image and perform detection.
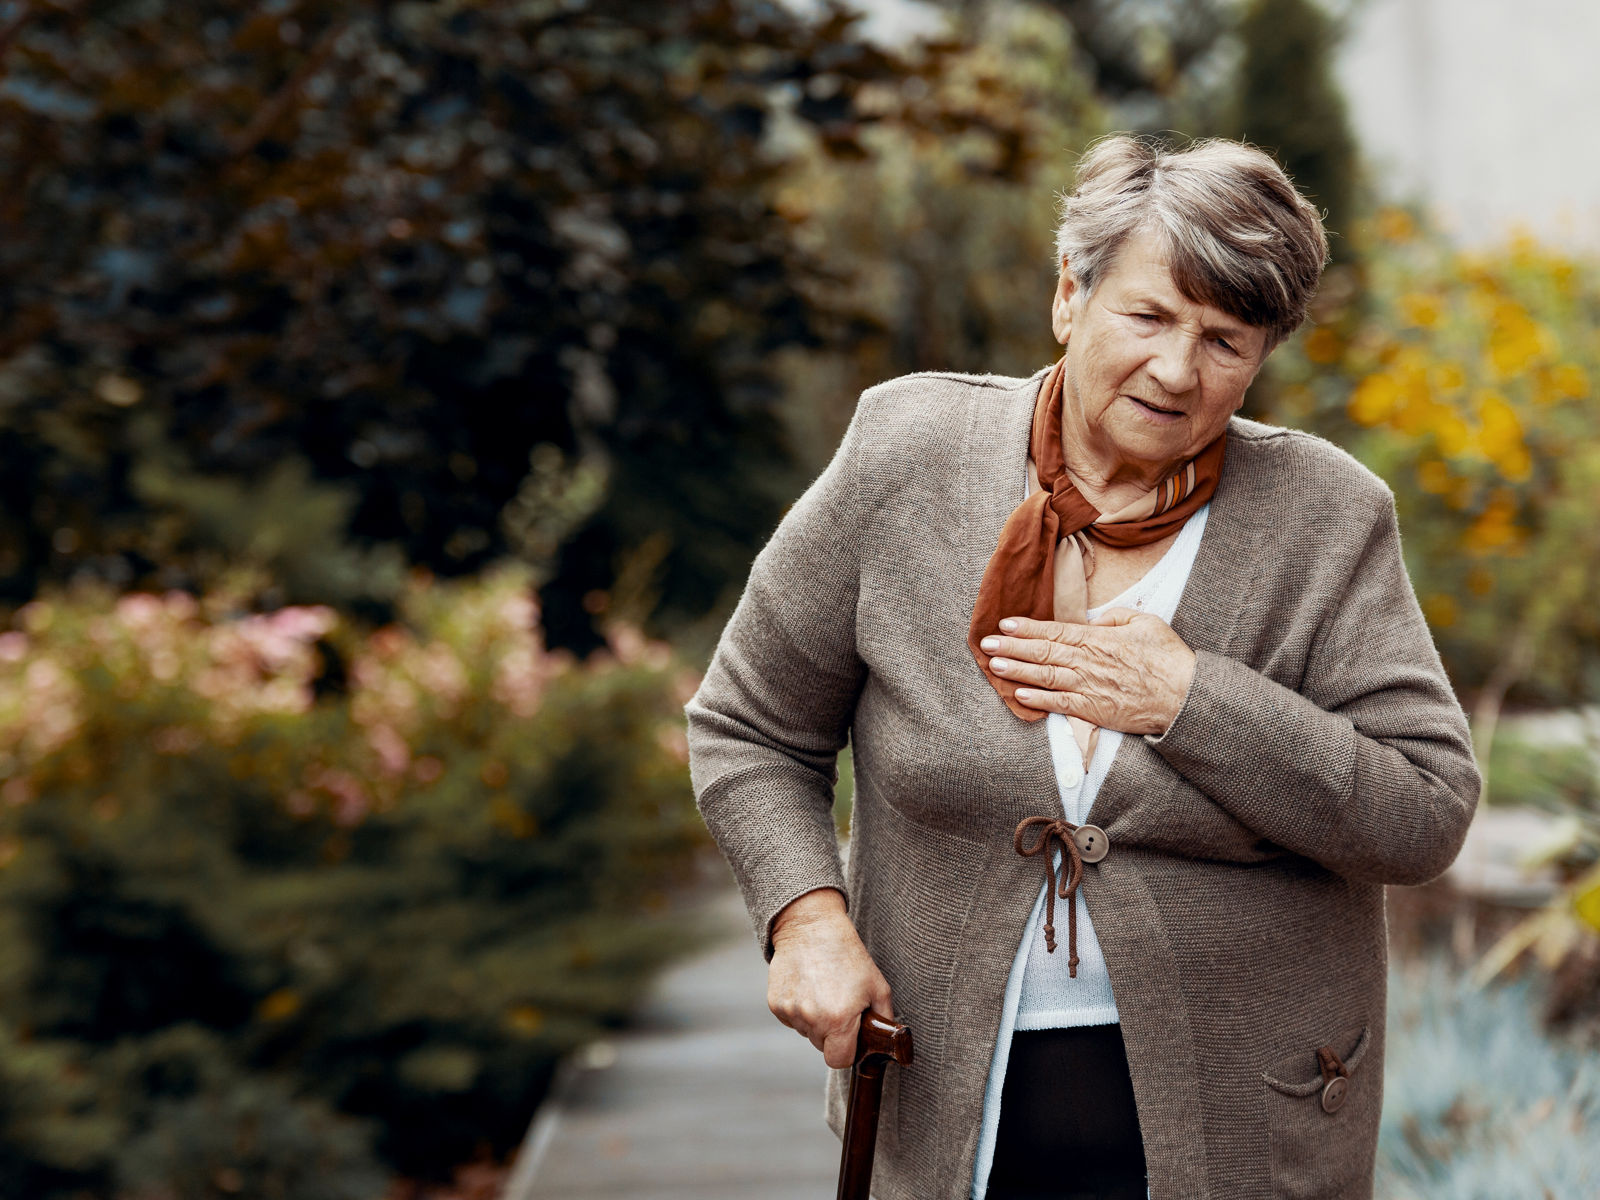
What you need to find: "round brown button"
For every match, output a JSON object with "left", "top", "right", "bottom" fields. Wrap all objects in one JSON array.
[
  {"left": 1321, "top": 1076, "right": 1348, "bottom": 1113},
  {"left": 1073, "top": 824, "right": 1110, "bottom": 863}
]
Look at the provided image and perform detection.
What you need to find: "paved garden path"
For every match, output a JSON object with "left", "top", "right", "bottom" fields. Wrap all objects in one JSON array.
[{"left": 502, "top": 887, "right": 841, "bottom": 1200}]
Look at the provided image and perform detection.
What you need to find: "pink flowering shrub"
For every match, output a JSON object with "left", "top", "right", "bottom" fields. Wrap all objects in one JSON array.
[{"left": 0, "top": 567, "right": 705, "bottom": 1195}]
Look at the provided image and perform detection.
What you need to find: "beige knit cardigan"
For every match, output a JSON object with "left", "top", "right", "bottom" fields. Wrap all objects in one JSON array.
[{"left": 684, "top": 366, "right": 1480, "bottom": 1200}]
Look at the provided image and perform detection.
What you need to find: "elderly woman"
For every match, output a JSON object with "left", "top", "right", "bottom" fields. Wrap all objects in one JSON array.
[{"left": 684, "top": 136, "right": 1479, "bottom": 1200}]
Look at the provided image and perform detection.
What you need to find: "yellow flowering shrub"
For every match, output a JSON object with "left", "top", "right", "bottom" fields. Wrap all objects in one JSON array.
[{"left": 1271, "top": 214, "right": 1600, "bottom": 706}]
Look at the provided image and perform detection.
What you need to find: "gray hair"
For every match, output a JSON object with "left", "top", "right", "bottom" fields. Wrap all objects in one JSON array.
[{"left": 1054, "top": 135, "right": 1330, "bottom": 351}]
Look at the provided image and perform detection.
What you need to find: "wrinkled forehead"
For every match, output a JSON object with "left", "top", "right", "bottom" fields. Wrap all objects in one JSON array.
[{"left": 1092, "top": 221, "right": 1279, "bottom": 339}]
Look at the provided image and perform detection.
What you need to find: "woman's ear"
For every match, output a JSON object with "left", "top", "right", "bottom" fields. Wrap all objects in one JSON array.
[{"left": 1051, "top": 258, "right": 1078, "bottom": 345}]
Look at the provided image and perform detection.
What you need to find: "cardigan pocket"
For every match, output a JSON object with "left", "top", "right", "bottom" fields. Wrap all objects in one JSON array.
[{"left": 1261, "top": 1024, "right": 1378, "bottom": 1200}]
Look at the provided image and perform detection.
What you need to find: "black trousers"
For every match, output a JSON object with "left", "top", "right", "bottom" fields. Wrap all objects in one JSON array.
[{"left": 984, "top": 1024, "right": 1148, "bottom": 1200}]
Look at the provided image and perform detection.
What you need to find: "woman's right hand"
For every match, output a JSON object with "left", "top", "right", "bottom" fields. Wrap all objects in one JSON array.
[{"left": 767, "top": 888, "right": 894, "bottom": 1070}]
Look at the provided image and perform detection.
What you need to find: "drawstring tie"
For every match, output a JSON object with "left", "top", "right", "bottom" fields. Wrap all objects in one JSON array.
[{"left": 1013, "top": 816, "right": 1085, "bottom": 977}]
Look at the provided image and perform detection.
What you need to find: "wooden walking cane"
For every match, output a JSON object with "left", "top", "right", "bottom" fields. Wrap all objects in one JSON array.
[{"left": 836, "top": 1010, "right": 913, "bottom": 1200}]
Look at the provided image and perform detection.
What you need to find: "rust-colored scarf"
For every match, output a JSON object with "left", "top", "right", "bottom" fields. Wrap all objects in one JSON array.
[{"left": 966, "top": 357, "right": 1225, "bottom": 742}]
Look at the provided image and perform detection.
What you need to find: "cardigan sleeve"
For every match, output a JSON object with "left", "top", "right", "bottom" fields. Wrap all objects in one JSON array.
[
  {"left": 684, "top": 399, "right": 869, "bottom": 960},
  {"left": 1145, "top": 490, "right": 1481, "bottom": 886}
]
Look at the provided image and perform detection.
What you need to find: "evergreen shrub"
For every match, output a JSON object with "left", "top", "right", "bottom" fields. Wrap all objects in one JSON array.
[
  {"left": 1379, "top": 955, "right": 1600, "bottom": 1197},
  {"left": 0, "top": 567, "right": 705, "bottom": 1194}
]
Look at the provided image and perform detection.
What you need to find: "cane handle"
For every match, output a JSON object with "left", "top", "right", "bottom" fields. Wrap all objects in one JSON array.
[{"left": 836, "top": 1010, "right": 913, "bottom": 1200}]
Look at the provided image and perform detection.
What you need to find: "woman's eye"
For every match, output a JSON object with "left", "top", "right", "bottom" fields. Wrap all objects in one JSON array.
[{"left": 1214, "top": 337, "right": 1237, "bottom": 354}]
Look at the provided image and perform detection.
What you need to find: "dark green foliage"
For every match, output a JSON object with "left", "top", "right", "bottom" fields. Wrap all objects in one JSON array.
[
  {"left": 1039, "top": 0, "right": 1232, "bottom": 105},
  {"left": 0, "top": 575, "right": 708, "bottom": 1191},
  {"left": 109, "top": 1028, "right": 389, "bottom": 1200},
  {"left": 1232, "top": 0, "right": 1359, "bottom": 255},
  {"left": 771, "top": 4, "right": 1101, "bottom": 463},
  {"left": 936, "top": 0, "right": 1235, "bottom": 119},
  {"left": 0, "top": 1024, "right": 121, "bottom": 1200},
  {"left": 0, "top": 0, "right": 995, "bottom": 650}
]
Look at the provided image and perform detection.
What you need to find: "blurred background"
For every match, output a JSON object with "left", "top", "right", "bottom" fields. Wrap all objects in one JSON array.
[{"left": 0, "top": 0, "right": 1596, "bottom": 1197}]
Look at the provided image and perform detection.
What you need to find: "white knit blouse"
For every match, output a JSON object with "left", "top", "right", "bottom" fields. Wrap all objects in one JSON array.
[{"left": 971, "top": 500, "right": 1211, "bottom": 1200}]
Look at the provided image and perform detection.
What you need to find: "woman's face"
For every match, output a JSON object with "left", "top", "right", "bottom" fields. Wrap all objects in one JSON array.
[{"left": 1051, "top": 226, "right": 1270, "bottom": 476}]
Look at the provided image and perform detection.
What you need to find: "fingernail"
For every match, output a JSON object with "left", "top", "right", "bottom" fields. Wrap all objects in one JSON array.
[
  {"left": 999, "top": 618, "right": 1018, "bottom": 632},
  {"left": 980, "top": 637, "right": 1000, "bottom": 652},
  {"left": 991, "top": 657, "right": 1011, "bottom": 671},
  {"left": 1016, "top": 688, "right": 1036, "bottom": 699}
]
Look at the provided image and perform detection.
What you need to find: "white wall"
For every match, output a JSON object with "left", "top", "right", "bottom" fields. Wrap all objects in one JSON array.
[{"left": 1336, "top": 0, "right": 1600, "bottom": 250}]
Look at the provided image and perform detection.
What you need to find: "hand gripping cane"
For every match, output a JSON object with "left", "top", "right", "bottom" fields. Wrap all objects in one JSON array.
[{"left": 836, "top": 1010, "right": 914, "bottom": 1200}]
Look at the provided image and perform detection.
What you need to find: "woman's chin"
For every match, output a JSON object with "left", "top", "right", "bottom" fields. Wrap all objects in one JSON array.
[
  {"left": 1105, "top": 419, "right": 1192, "bottom": 465},
  {"left": 1105, "top": 404, "right": 1232, "bottom": 467}
]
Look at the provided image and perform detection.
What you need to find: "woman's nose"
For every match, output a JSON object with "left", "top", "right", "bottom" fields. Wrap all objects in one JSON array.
[{"left": 1146, "top": 330, "right": 1201, "bottom": 394}]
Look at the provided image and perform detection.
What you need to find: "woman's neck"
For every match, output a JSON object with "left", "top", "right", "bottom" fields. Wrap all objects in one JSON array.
[
  {"left": 1061, "top": 458, "right": 1166, "bottom": 513},
  {"left": 1056, "top": 417, "right": 1180, "bottom": 515},
  {"left": 1026, "top": 453, "right": 1176, "bottom": 513}
]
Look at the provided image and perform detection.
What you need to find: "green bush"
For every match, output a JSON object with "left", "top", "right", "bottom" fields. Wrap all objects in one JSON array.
[
  {"left": 108, "top": 1026, "right": 387, "bottom": 1200},
  {"left": 1485, "top": 736, "right": 1600, "bottom": 818},
  {"left": 0, "top": 567, "right": 707, "bottom": 1194},
  {"left": 0, "top": 0, "right": 1021, "bottom": 656}
]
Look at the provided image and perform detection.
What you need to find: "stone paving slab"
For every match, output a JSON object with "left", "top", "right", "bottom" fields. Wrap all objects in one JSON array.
[{"left": 505, "top": 889, "right": 841, "bottom": 1200}]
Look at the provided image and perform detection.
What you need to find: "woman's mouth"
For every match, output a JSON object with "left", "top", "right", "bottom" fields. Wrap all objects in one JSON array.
[{"left": 1128, "top": 396, "right": 1185, "bottom": 421}]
